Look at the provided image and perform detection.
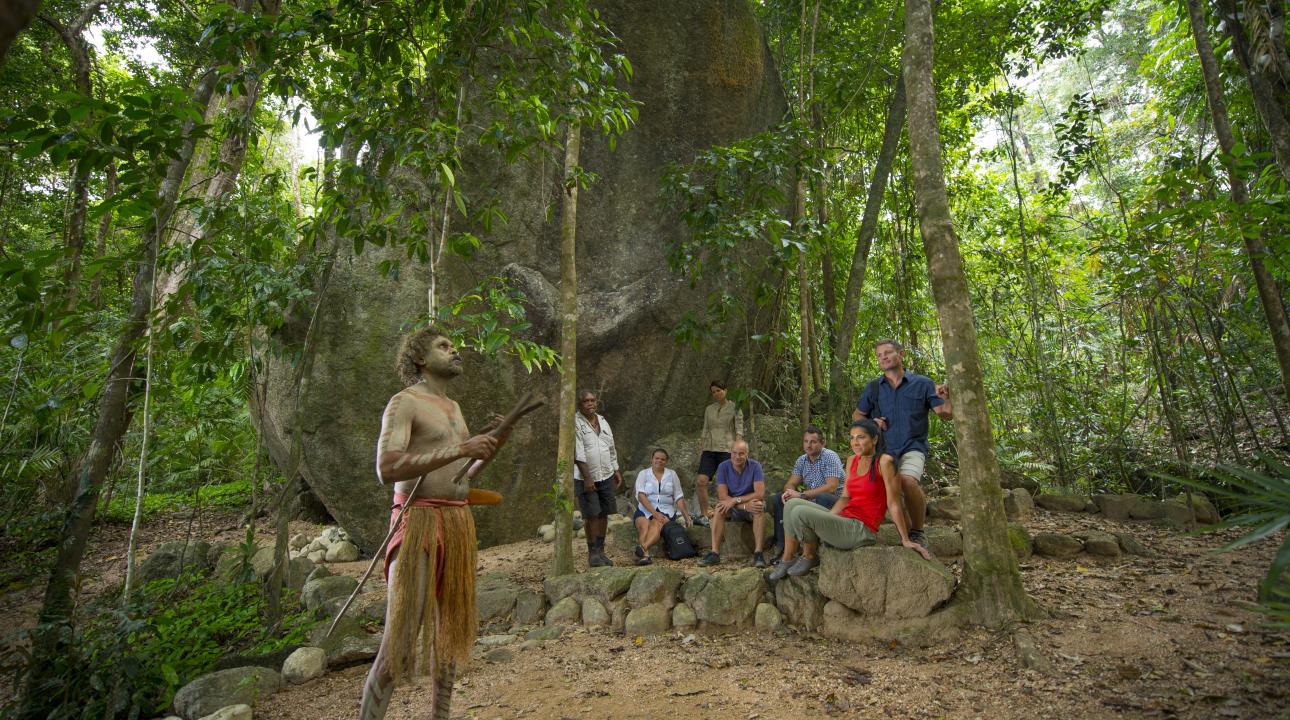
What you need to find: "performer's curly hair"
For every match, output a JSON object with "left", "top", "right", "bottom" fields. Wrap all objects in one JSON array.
[{"left": 395, "top": 327, "right": 449, "bottom": 386}]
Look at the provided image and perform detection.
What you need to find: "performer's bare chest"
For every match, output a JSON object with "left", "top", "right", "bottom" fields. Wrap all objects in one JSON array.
[{"left": 403, "top": 393, "right": 468, "bottom": 451}]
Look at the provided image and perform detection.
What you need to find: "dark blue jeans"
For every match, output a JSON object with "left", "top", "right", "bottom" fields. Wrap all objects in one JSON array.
[{"left": 769, "top": 491, "right": 837, "bottom": 547}]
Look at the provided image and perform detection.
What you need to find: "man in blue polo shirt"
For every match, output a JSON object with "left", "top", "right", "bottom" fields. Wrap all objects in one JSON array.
[
  {"left": 853, "top": 339, "right": 952, "bottom": 548},
  {"left": 698, "top": 439, "right": 767, "bottom": 567}
]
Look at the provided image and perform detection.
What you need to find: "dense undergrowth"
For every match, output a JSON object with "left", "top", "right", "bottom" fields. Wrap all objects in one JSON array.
[{"left": 2, "top": 567, "right": 315, "bottom": 719}]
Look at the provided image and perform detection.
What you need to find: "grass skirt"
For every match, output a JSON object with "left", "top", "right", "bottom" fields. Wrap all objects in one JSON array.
[{"left": 384, "top": 503, "right": 476, "bottom": 681}]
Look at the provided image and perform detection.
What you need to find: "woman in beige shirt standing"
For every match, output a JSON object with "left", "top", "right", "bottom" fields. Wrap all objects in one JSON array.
[{"left": 694, "top": 380, "right": 743, "bottom": 525}]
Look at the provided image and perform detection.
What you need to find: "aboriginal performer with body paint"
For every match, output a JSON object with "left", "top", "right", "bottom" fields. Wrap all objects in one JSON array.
[{"left": 359, "top": 327, "right": 507, "bottom": 720}]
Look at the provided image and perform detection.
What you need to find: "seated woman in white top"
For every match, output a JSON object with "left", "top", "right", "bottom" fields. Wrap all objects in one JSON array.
[{"left": 633, "top": 447, "right": 692, "bottom": 565}]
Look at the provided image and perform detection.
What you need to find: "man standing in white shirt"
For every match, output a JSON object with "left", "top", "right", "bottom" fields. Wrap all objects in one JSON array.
[{"left": 574, "top": 389, "right": 623, "bottom": 567}]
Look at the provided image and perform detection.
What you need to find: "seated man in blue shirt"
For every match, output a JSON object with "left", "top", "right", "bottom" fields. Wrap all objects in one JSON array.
[
  {"left": 767, "top": 426, "right": 842, "bottom": 563},
  {"left": 699, "top": 439, "right": 767, "bottom": 567},
  {"left": 852, "top": 338, "right": 953, "bottom": 548}
]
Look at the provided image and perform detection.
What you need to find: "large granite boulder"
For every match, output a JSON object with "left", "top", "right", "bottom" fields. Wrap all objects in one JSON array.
[
  {"left": 817, "top": 546, "right": 955, "bottom": 619},
  {"left": 253, "top": 0, "right": 788, "bottom": 552}
]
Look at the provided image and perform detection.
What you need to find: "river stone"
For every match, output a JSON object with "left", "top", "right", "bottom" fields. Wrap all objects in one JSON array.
[
  {"left": 625, "top": 565, "right": 684, "bottom": 608},
  {"left": 755, "top": 602, "right": 782, "bottom": 632},
  {"left": 198, "top": 705, "right": 251, "bottom": 720},
  {"left": 582, "top": 597, "right": 611, "bottom": 628},
  {"left": 1129, "top": 498, "right": 1167, "bottom": 521},
  {"left": 581, "top": 566, "right": 638, "bottom": 605},
  {"left": 312, "top": 617, "right": 382, "bottom": 668},
  {"left": 281, "top": 647, "right": 326, "bottom": 684},
  {"left": 1113, "top": 532, "right": 1152, "bottom": 556},
  {"left": 250, "top": 547, "right": 277, "bottom": 581},
  {"left": 1160, "top": 500, "right": 1195, "bottom": 527},
  {"left": 136, "top": 540, "right": 213, "bottom": 585},
  {"left": 546, "top": 596, "right": 581, "bottom": 625},
  {"left": 1003, "top": 488, "right": 1034, "bottom": 521},
  {"left": 543, "top": 573, "right": 584, "bottom": 604},
  {"left": 1094, "top": 494, "right": 1138, "bottom": 521},
  {"left": 253, "top": 1, "right": 788, "bottom": 553},
  {"left": 302, "top": 575, "right": 358, "bottom": 614},
  {"left": 1008, "top": 523, "right": 1033, "bottom": 560},
  {"left": 289, "top": 533, "right": 309, "bottom": 550},
  {"left": 514, "top": 589, "right": 547, "bottom": 624},
  {"left": 817, "top": 547, "right": 955, "bottom": 619},
  {"left": 608, "top": 517, "right": 638, "bottom": 553},
  {"left": 607, "top": 597, "right": 629, "bottom": 632},
  {"left": 173, "top": 667, "right": 281, "bottom": 720},
  {"left": 1035, "top": 494, "right": 1091, "bottom": 513},
  {"left": 537, "top": 524, "right": 556, "bottom": 542},
  {"left": 477, "top": 573, "right": 521, "bottom": 622},
  {"left": 926, "top": 498, "right": 960, "bottom": 521},
  {"left": 683, "top": 568, "right": 765, "bottom": 626},
  {"left": 773, "top": 573, "right": 826, "bottom": 631},
  {"left": 625, "top": 603, "right": 672, "bottom": 636},
  {"left": 1033, "top": 532, "right": 1083, "bottom": 559},
  {"left": 526, "top": 624, "right": 566, "bottom": 641},
  {"left": 325, "top": 540, "right": 360, "bottom": 563},
  {"left": 319, "top": 592, "right": 385, "bottom": 625},
  {"left": 672, "top": 602, "right": 697, "bottom": 629},
  {"left": 1074, "top": 530, "right": 1121, "bottom": 557}
]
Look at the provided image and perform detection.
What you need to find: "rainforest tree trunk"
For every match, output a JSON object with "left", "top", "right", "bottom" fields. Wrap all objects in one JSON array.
[
  {"left": 903, "top": 0, "right": 1037, "bottom": 625},
  {"left": 551, "top": 122, "right": 581, "bottom": 578}
]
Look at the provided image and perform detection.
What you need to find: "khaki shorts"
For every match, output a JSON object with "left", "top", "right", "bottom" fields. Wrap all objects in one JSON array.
[{"left": 892, "top": 451, "right": 926, "bottom": 482}]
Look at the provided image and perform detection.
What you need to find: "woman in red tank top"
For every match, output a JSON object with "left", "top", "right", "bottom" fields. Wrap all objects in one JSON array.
[{"left": 769, "top": 419, "right": 931, "bottom": 579}]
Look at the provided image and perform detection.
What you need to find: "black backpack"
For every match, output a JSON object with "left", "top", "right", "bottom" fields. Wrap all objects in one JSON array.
[{"left": 661, "top": 520, "right": 697, "bottom": 560}]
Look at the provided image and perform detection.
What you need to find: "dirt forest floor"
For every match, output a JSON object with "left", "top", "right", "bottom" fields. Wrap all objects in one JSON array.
[{"left": 4, "top": 507, "right": 1289, "bottom": 719}]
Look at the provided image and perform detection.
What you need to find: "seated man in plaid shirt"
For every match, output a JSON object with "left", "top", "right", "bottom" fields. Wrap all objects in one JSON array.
[{"left": 767, "top": 426, "right": 843, "bottom": 564}]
